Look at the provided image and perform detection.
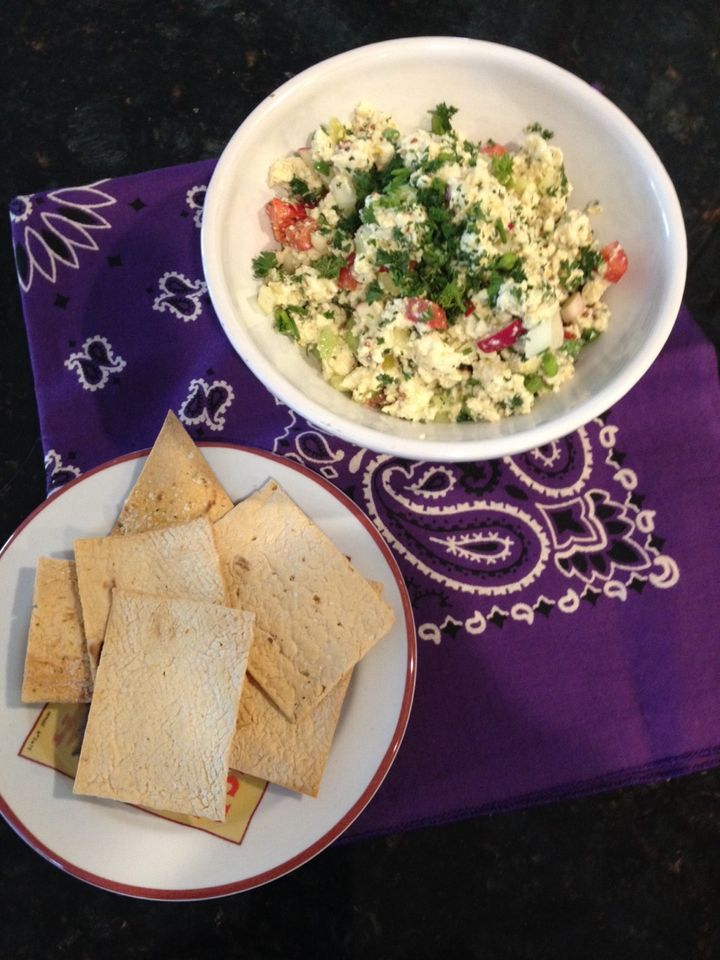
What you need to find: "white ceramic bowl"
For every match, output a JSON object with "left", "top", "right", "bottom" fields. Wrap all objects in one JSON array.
[{"left": 202, "top": 37, "right": 686, "bottom": 462}]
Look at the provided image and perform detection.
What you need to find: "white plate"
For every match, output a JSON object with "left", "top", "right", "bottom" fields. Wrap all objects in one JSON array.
[{"left": 0, "top": 445, "right": 416, "bottom": 899}]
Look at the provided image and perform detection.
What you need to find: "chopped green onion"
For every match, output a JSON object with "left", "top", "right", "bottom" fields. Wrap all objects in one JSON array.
[{"left": 274, "top": 307, "right": 299, "bottom": 340}]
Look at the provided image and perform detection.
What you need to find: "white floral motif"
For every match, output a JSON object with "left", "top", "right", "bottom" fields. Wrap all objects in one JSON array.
[
  {"left": 13, "top": 183, "right": 116, "bottom": 292},
  {"left": 64, "top": 335, "right": 126, "bottom": 391}
]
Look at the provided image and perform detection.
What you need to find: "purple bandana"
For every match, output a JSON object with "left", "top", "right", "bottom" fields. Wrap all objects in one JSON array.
[{"left": 10, "top": 160, "right": 720, "bottom": 841}]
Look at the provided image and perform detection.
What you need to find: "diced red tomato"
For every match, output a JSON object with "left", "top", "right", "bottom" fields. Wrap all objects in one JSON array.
[
  {"left": 563, "top": 329, "right": 576, "bottom": 340},
  {"left": 265, "top": 198, "right": 316, "bottom": 251},
  {"left": 405, "top": 297, "right": 448, "bottom": 331},
  {"left": 338, "top": 252, "right": 359, "bottom": 291},
  {"left": 477, "top": 318, "right": 525, "bottom": 353},
  {"left": 266, "top": 198, "right": 305, "bottom": 240},
  {"left": 464, "top": 300, "right": 476, "bottom": 317},
  {"left": 600, "top": 241, "right": 628, "bottom": 283},
  {"left": 480, "top": 142, "right": 507, "bottom": 157}
]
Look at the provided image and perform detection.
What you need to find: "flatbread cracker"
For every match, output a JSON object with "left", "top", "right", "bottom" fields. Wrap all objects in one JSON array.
[
  {"left": 214, "top": 480, "right": 394, "bottom": 721},
  {"left": 73, "top": 590, "right": 254, "bottom": 821},
  {"left": 21, "top": 558, "right": 93, "bottom": 703},
  {"left": 74, "top": 516, "right": 227, "bottom": 676},
  {"left": 230, "top": 628, "right": 351, "bottom": 797},
  {"left": 113, "top": 410, "right": 234, "bottom": 535}
]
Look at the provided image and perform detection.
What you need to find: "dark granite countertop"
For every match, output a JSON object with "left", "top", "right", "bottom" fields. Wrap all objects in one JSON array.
[{"left": 2, "top": 2, "right": 719, "bottom": 957}]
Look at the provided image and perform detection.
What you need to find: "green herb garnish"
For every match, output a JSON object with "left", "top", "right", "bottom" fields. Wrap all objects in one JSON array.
[
  {"left": 274, "top": 307, "right": 300, "bottom": 340},
  {"left": 252, "top": 251, "right": 278, "bottom": 278},
  {"left": 289, "top": 176, "right": 322, "bottom": 204},
  {"left": 429, "top": 102, "right": 458, "bottom": 135},
  {"left": 559, "top": 246, "right": 603, "bottom": 293},
  {"left": 314, "top": 254, "right": 346, "bottom": 279},
  {"left": 366, "top": 282, "right": 384, "bottom": 305},
  {"left": 525, "top": 122, "right": 554, "bottom": 140},
  {"left": 490, "top": 152, "right": 514, "bottom": 187}
]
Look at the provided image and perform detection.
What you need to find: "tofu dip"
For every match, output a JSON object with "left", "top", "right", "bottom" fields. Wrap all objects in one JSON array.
[{"left": 253, "top": 103, "right": 628, "bottom": 424}]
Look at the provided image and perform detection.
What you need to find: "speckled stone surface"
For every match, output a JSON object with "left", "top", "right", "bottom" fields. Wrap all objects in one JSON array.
[{"left": 2, "top": 2, "right": 719, "bottom": 957}]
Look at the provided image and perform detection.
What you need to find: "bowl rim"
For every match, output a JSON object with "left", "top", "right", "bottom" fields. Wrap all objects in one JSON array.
[{"left": 202, "top": 36, "right": 687, "bottom": 463}]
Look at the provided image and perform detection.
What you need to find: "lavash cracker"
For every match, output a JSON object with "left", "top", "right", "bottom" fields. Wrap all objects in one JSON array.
[
  {"left": 229, "top": 582, "right": 384, "bottom": 796},
  {"left": 73, "top": 590, "right": 254, "bottom": 821},
  {"left": 21, "top": 557, "right": 93, "bottom": 704},
  {"left": 113, "top": 410, "right": 234, "bottom": 535},
  {"left": 214, "top": 480, "right": 395, "bottom": 722},
  {"left": 74, "top": 516, "right": 227, "bottom": 677},
  {"left": 230, "top": 633, "right": 352, "bottom": 797}
]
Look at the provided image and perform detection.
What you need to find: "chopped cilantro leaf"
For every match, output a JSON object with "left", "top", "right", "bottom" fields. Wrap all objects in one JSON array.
[
  {"left": 525, "top": 122, "right": 554, "bottom": 140},
  {"left": 490, "top": 152, "right": 514, "bottom": 187},
  {"left": 314, "top": 159, "right": 332, "bottom": 176},
  {"left": 376, "top": 372, "right": 396, "bottom": 387},
  {"left": 456, "top": 406, "right": 473, "bottom": 423},
  {"left": 429, "top": 102, "right": 458, "bottom": 135},
  {"left": 366, "top": 282, "right": 384, "bottom": 305},
  {"left": 495, "top": 218, "right": 508, "bottom": 243},
  {"left": 436, "top": 279, "right": 465, "bottom": 313},
  {"left": 559, "top": 246, "right": 603, "bottom": 292},
  {"left": 288, "top": 176, "right": 322, "bottom": 204},
  {"left": 252, "top": 251, "right": 278, "bottom": 278},
  {"left": 314, "top": 254, "right": 345, "bottom": 279},
  {"left": 423, "top": 151, "right": 458, "bottom": 173},
  {"left": 383, "top": 127, "right": 400, "bottom": 143}
]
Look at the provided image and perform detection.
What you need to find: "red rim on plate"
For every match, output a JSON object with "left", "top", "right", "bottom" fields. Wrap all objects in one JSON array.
[{"left": 0, "top": 444, "right": 416, "bottom": 899}]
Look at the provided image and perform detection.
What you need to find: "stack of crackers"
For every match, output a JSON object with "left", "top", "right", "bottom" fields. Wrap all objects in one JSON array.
[{"left": 21, "top": 412, "right": 394, "bottom": 821}]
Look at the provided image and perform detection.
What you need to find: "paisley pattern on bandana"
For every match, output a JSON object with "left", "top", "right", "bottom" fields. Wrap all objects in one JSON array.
[
  {"left": 64, "top": 336, "right": 126, "bottom": 391},
  {"left": 272, "top": 413, "right": 680, "bottom": 643},
  {"left": 152, "top": 270, "right": 207, "bottom": 322},
  {"left": 44, "top": 450, "right": 81, "bottom": 490},
  {"left": 185, "top": 185, "right": 207, "bottom": 228},
  {"left": 11, "top": 183, "right": 116, "bottom": 292},
  {"left": 178, "top": 377, "right": 234, "bottom": 431}
]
